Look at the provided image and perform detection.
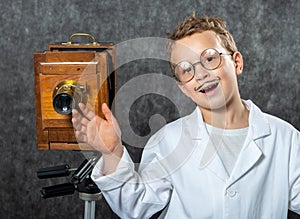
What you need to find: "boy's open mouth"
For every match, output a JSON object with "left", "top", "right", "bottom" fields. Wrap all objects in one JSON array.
[
  {"left": 199, "top": 81, "right": 219, "bottom": 93},
  {"left": 194, "top": 78, "right": 220, "bottom": 94}
]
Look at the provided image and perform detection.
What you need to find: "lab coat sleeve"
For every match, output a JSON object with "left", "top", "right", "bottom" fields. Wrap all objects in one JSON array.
[
  {"left": 288, "top": 129, "right": 300, "bottom": 214},
  {"left": 91, "top": 145, "right": 172, "bottom": 219}
]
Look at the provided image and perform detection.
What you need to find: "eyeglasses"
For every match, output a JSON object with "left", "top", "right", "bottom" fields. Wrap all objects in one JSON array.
[{"left": 174, "top": 48, "right": 233, "bottom": 84}]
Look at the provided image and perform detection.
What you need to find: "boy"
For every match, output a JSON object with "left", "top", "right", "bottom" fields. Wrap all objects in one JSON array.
[{"left": 72, "top": 15, "right": 300, "bottom": 218}]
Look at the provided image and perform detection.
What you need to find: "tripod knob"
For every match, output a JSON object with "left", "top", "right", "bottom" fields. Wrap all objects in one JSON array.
[
  {"left": 37, "top": 164, "right": 71, "bottom": 179},
  {"left": 41, "top": 183, "right": 75, "bottom": 199}
]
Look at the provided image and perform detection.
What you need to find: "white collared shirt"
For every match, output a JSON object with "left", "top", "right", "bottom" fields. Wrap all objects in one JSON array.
[{"left": 92, "top": 100, "right": 300, "bottom": 219}]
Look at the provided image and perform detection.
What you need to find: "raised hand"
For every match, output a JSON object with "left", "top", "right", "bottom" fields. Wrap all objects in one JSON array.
[{"left": 72, "top": 103, "right": 122, "bottom": 155}]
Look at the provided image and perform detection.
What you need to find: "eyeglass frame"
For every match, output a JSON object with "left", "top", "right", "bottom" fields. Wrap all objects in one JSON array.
[{"left": 173, "top": 48, "right": 233, "bottom": 84}]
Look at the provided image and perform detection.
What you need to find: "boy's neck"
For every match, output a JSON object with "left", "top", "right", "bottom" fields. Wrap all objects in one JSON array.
[{"left": 199, "top": 98, "right": 249, "bottom": 130}]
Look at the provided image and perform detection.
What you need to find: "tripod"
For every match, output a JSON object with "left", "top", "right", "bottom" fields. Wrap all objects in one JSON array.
[
  {"left": 37, "top": 154, "right": 102, "bottom": 219},
  {"left": 78, "top": 177, "right": 102, "bottom": 219}
]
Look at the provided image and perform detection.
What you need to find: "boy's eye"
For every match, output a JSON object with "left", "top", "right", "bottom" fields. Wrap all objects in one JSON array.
[
  {"left": 176, "top": 61, "right": 193, "bottom": 75},
  {"left": 183, "top": 67, "right": 192, "bottom": 73},
  {"left": 206, "top": 56, "right": 215, "bottom": 62}
]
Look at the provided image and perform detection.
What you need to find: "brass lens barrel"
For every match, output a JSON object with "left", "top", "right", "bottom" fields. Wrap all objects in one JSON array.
[{"left": 52, "top": 80, "right": 86, "bottom": 115}]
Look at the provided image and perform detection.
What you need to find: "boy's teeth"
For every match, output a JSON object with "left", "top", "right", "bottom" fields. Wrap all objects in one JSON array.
[{"left": 200, "top": 83, "right": 217, "bottom": 93}]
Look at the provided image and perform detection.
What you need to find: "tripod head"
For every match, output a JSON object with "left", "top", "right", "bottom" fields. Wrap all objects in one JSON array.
[{"left": 37, "top": 154, "right": 101, "bottom": 199}]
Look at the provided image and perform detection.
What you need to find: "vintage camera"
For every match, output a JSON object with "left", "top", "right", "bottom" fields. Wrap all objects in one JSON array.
[{"left": 34, "top": 33, "right": 116, "bottom": 150}]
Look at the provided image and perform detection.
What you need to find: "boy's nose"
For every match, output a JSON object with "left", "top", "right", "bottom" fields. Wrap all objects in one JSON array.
[{"left": 194, "top": 64, "right": 210, "bottom": 81}]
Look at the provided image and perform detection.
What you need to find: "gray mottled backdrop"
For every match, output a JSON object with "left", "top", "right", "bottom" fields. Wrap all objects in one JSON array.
[{"left": 0, "top": 0, "right": 299, "bottom": 218}]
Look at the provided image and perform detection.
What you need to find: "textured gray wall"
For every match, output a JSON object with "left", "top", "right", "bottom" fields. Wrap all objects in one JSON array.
[{"left": 0, "top": 0, "right": 299, "bottom": 218}]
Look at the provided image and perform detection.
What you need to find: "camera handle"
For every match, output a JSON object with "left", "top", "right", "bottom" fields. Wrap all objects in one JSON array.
[{"left": 66, "top": 33, "right": 99, "bottom": 46}]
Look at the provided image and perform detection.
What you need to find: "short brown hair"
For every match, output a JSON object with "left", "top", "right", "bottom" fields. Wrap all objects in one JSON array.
[{"left": 167, "top": 15, "right": 237, "bottom": 70}]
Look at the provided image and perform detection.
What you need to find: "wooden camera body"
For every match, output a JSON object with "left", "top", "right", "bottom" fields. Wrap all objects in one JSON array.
[{"left": 34, "top": 33, "right": 116, "bottom": 150}]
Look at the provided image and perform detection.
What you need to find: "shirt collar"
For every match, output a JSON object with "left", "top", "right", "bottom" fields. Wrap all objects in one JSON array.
[{"left": 243, "top": 99, "right": 271, "bottom": 140}]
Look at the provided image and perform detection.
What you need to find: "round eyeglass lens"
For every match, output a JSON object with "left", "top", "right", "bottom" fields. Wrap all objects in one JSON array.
[
  {"left": 200, "top": 49, "right": 221, "bottom": 70},
  {"left": 174, "top": 61, "right": 194, "bottom": 82}
]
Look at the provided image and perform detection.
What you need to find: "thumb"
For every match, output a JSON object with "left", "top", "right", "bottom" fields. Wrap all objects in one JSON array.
[
  {"left": 102, "top": 103, "right": 113, "bottom": 123},
  {"left": 102, "top": 103, "right": 121, "bottom": 139}
]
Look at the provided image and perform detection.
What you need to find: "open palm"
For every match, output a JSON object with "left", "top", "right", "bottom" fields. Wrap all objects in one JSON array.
[{"left": 72, "top": 103, "right": 121, "bottom": 154}]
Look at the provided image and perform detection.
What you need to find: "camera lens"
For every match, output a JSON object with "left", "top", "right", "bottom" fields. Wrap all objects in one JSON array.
[
  {"left": 52, "top": 80, "right": 87, "bottom": 115},
  {"left": 53, "top": 93, "right": 73, "bottom": 115}
]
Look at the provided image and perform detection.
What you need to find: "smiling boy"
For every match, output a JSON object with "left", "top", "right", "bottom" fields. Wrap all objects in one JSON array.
[
  {"left": 72, "top": 15, "right": 300, "bottom": 218},
  {"left": 170, "top": 30, "right": 249, "bottom": 130}
]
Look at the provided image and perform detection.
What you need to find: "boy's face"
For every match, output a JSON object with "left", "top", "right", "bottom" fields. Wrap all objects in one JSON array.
[{"left": 170, "top": 31, "right": 243, "bottom": 111}]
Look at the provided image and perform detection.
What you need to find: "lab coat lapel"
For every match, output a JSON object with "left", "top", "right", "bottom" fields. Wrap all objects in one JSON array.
[
  {"left": 227, "top": 140, "right": 262, "bottom": 186},
  {"left": 200, "top": 140, "right": 231, "bottom": 181},
  {"left": 227, "top": 100, "right": 271, "bottom": 186},
  {"left": 182, "top": 107, "right": 203, "bottom": 140},
  {"left": 184, "top": 107, "right": 229, "bottom": 181}
]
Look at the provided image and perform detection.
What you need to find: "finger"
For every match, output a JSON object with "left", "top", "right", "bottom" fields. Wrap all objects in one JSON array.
[
  {"left": 72, "top": 117, "right": 80, "bottom": 130},
  {"left": 72, "top": 115, "right": 90, "bottom": 130},
  {"left": 72, "top": 109, "right": 84, "bottom": 124},
  {"left": 72, "top": 109, "right": 81, "bottom": 120},
  {"left": 101, "top": 103, "right": 121, "bottom": 137},
  {"left": 102, "top": 103, "right": 113, "bottom": 123},
  {"left": 78, "top": 125, "right": 87, "bottom": 134},
  {"left": 72, "top": 119, "right": 83, "bottom": 132},
  {"left": 79, "top": 103, "right": 95, "bottom": 121},
  {"left": 74, "top": 130, "right": 87, "bottom": 142},
  {"left": 72, "top": 108, "right": 78, "bottom": 115},
  {"left": 72, "top": 107, "right": 91, "bottom": 126}
]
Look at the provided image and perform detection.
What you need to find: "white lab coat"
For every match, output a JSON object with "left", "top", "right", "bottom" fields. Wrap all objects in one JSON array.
[{"left": 92, "top": 100, "right": 300, "bottom": 219}]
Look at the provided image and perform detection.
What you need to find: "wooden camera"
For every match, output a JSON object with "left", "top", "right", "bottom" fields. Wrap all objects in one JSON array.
[{"left": 34, "top": 33, "right": 116, "bottom": 150}]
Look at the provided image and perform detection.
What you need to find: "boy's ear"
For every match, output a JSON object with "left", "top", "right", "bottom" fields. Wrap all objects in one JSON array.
[{"left": 232, "top": 52, "right": 243, "bottom": 75}]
